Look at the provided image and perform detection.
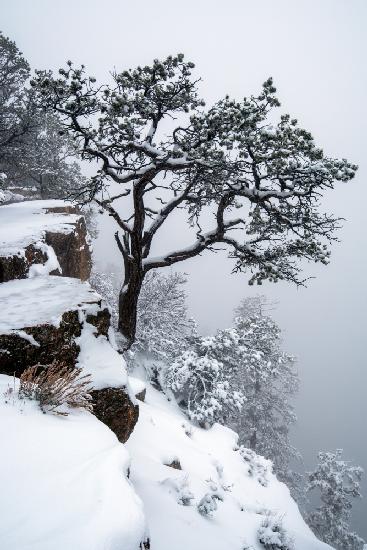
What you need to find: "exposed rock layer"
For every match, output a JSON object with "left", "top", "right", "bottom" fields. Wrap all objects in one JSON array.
[
  {"left": 90, "top": 387, "right": 139, "bottom": 443},
  {"left": 0, "top": 306, "right": 110, "bottom": 378},
  {"left": 0, "top": 245, "right": 48, "bottom": 283},
  {"left": 45, "top": 210, "right": 91, "bottom": 281},
  {"left": 0, "top": 205, "right": 91, "bottom": 283}
]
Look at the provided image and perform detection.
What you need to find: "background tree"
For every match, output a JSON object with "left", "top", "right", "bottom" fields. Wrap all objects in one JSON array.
[
  {"left": 5, "top": 111, "right": 86, "bottom": 199},
  {"left": 306, "top": 449, "right": 365, "bottom": 550},
  {"left": 129, "top": 270, "right": 195, "bottom": 362},
  {"left": 90, "top": 267, "right": 195, "bottom": 366},
  {"left": 0, "top": 32, "right": 84, "bottom": 200},
  {"left": 0, "top": 31, "right": 35, "bottom": 173},
  {"left": 193, "top": 296, "right": 300, "bottom": 489},
  {"left": 32, "top": 55, "right": 357, "bottom": 347}
]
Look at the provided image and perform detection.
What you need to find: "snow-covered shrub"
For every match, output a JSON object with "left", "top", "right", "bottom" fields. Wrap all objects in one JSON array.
[
  {"left": 163, "top": 349, "right": 245, "bottom": 427},
  {"left": 132, "top": 270, "right": 195, "bottom": 361},
  {"left": 19, "top": 362, "right": 93, "bottom": 415},
  {"left": 161, "top": 476, "right": 194, "bottom": 506},
  {"left": 306, "top": 449, "right": 365, "bottom": 550},
  {"left": 0, "top": 188, "right": 25, "bottom": 204},
  {"left": 197, "top": 490, "right": 223, "bottom": 517},
  {"left": 239, "top": 447, "right": 272, "bottom": 487},
  {"left": 258, "top": 513, "right": 294, "bottom": 550}
]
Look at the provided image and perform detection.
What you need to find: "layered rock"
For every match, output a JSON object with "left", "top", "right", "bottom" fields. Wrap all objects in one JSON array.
[
  {"left": 0, "top": 276, "right": 138, "bottom": 442},
  {"left": 0, "top": 200, "right": 91, "bottom": 282},
  {"left": 0, "top": 277, "right": 108, "bottom": 377},
  {"left": 91, "top": 387, "right": 139, "bottom": 443}
]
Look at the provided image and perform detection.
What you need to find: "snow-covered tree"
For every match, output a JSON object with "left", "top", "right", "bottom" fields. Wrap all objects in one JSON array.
[
  {"left": 207, "top": 297, "right": 299, "bottom": 466},
  {"left": 193, "top": 296, "right": 301, "bottom": 498},
  {"left": 6, "top": 112, "right": 86, "bottom": 199},
  {"left": 163, "top": 342, "right": 245, "bottom": 427},
  {"left": 32, "top": 55, "right": 357, "bottom": 348},
  {"left": 0, "top": 32, "right": 85, "bottom": 200},
  {"left": 0, "top": 32, "right": 35, "bottom": 172},
  {"left": 131, "top": 270, "right": 195, "bottom": 361},
  {"left": 306, "top": 449, "right": 365, "bottom": 550}
]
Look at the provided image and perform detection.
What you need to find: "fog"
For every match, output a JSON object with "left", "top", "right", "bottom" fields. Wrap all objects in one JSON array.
[{"left": 2, "top": 0, "right": 366, "bottom": 535}]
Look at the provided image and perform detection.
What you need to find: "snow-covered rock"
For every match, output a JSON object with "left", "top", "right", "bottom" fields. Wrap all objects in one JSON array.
[
  {"left": 126, "top": 382, "right": 334, "bottom": 550},
  {"left": 0, "top": 276, "right": 109, "bottom": 377},
  {"left": 0, "top": 200, "right": 91, "bottom": 282},
  {"left": 0, "top": 276, "right": 139, "bottom": 443},
  {"left": 0, "top": 374, "right": 147, "bottom": 550}
]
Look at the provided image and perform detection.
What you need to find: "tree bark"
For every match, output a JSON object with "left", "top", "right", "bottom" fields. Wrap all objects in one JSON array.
[{"left": 118, "top": 264, "right": 144, "bottom": 350}]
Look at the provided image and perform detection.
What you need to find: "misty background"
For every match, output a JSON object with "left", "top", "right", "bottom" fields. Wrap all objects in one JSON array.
[{"left": 2, "top": 0, "right": 366, "bottom": 535}]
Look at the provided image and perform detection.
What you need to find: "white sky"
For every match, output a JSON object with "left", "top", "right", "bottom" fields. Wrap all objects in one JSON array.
[{"left": 1, "top": 0, "right": 366, "bottom": 535}]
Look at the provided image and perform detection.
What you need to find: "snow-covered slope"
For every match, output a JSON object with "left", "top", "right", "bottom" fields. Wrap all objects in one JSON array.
[
  {"left": 127, "top": 380, "right": 333, "bottom": 550},
  {"left": 0, "top": 200, "right": 332, "bottom": 550},
  {"left": 0, "top": 374, "right": 146, "bottom": 550}
]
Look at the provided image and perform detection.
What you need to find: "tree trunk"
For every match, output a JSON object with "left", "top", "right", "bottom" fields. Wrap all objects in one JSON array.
[
  {"left": 118, "top": 265, "right": 144, "bottom": 350},
  {"left": 249, "top": 377, "right": 261, "bottom": 451}
]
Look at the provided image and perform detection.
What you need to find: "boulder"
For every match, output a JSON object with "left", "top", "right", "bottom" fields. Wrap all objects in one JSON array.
[
  {"left": 129, "top": 376, "right": 147, "bottom": 402},
  {"left": 90, "top": 387, "right": 139, "bottom": 443}
]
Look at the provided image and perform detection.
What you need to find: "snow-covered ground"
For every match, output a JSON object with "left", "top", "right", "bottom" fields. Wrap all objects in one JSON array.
[
  {"left": 0, "top": 374, "right": 146, "bottom": 550},
  {"left": 0, "top": 276, "right": 100, "bottom": 332},
  {"left": 0, "top": 199, "right": 333, "bottom": 549},
  {"left": 0, "top": 367, "right": 333, "bottom": 550},
  {"left": 127, "top": 380, "right": 333, "bottom": 550}
]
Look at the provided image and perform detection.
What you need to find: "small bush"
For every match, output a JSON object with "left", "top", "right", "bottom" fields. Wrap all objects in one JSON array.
[
  {"left": 239, "top": 447, "right": 273, "bottom": 487},
  {"left": 19, "top": 362, "right": 93, "bottom": 415},
  {"left": 197, "top": 492, "right": 223, "bottom": 516},
  {"left": 258, "top": 513, "right": 294, "bottom": 550}
]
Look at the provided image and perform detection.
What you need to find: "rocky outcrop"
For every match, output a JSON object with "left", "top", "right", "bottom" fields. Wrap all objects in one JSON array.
[
  {"left": 0, "top": 244, "right": 48, "bottom": 283},
  {"left": 90, "top": 387, "right": 139, "bottom": 443},
  {"left": 0, "top": 277, "right": 108, "bottom": 376},
  {"left": 0, "top": 308, "right": 112, "bottom": 378},
  {"left": 0, "top": 201, "right": 92, "bottom": 283},
  {"left": 44, "top": 211, "right": 91, "bottom": 281},
  {"left": 0, "top": 201, "right": 139, "bottom": 445}
]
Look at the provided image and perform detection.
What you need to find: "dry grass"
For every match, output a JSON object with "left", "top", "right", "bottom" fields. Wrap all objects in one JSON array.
[{"left": 19, "top": 361, "right": 93, "bottom": 416}]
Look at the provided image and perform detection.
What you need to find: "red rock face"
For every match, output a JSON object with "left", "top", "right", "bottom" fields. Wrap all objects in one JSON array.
[
  {"left": 0, "top": 306, "right": 110, "bottom": 378},
  {"left": 45, "top": 215, "right": 92, "bottom": 281},
  {"left": 0, "top": 206, "right": 92, "bottom": 283},
  {"left": 90, "top": 387, "right": 139, "bottom": 444}
]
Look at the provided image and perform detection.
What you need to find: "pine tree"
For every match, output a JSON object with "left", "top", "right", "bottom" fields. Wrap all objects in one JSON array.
[
  {"left": 307, "top": 449, "right": 365, "bottom": 550},
  {"left": 194, "top": 296, "right": 301, "bottom": 495},
  {"left": 32, "top": 55, "right": 357, "bottom": 347},
  {"left": 0, "top": 32, "right": 84, "bottom": 200}
]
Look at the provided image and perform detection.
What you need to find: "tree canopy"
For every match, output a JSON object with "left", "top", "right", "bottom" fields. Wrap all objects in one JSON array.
[{"left": 32, "top": 54, "right": 357, "bottom": 345}]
